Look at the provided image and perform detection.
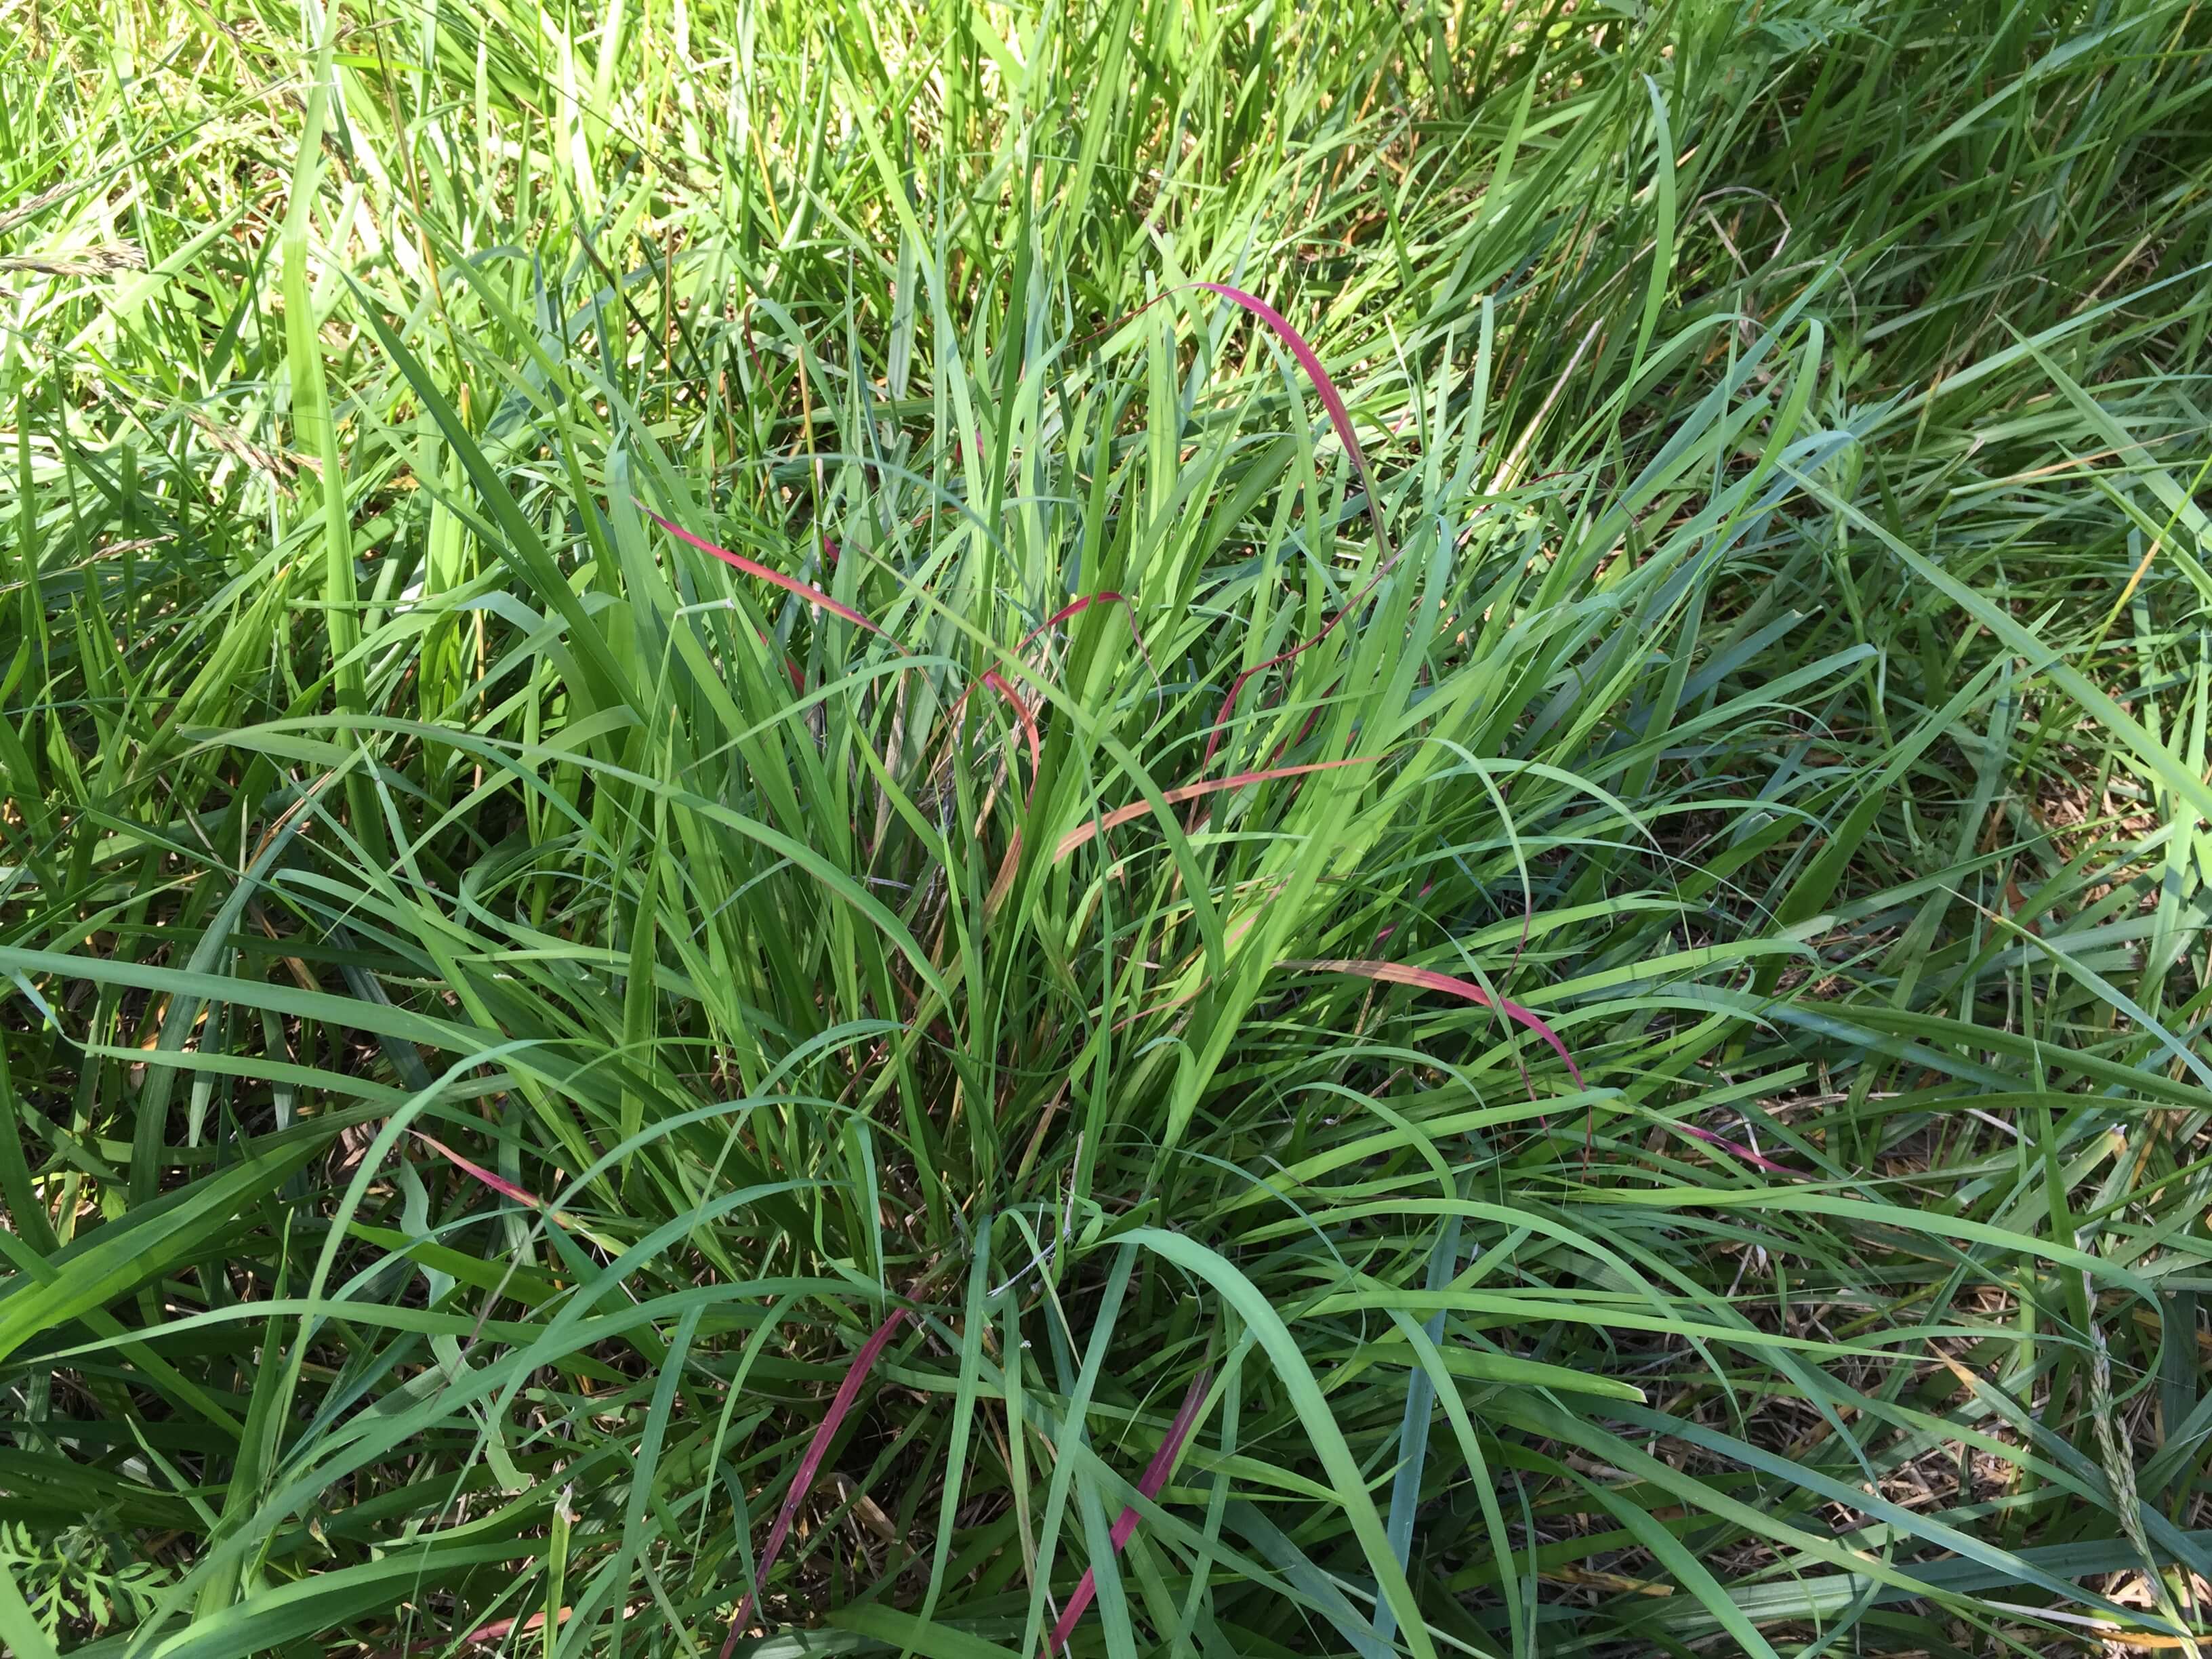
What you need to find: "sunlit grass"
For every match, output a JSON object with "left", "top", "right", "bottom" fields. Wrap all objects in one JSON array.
[{"left": 2, "top": 0, "right": 2210, "bottom": 1654}]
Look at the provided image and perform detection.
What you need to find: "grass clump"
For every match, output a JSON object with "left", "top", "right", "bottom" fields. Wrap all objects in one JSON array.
[{"left": 3, "top": 0, "right": 2211, "bottom": 1654}]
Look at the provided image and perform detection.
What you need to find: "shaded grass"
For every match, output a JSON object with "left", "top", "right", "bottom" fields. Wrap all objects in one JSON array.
[{"left": 1, "top": 0, "right": 2211, "bottom": 1654}]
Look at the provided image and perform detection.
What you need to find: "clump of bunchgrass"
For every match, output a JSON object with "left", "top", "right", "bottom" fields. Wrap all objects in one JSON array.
[{"left": 2, "top": 1, "right": 2209, "bottom": 1656}]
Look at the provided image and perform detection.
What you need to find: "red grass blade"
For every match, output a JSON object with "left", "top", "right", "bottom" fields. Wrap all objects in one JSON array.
[
  {"left": 1679, "top": 1123, "right": 1795, "bottom": 1174},
  {"left": 1176, "top": 285, "right": 1401, "bottom": 772},
  {"left": 1021, "top": 593, "right": 1114, "bottom": 647},
  {"left": 1082, "top": 284, "right": 1387, "bottom": 543},
  {"left": 1292, "top": 959, "right": 1583, "bottom": 1088},
  {"left": 1200, "top": 566, "right": 1399, "bottom": 770},
  {"left": 641, "top": 506, "right": 888, "bottom": 638},
  {"left": 1049, "top": 757, "right": 1379, "bottom": 863},
  {"left": 1372, "top": 880, "right": 1435, "bottom": 946},
  {"left": 983, "top": 670, "right": 1043, "bottom": 777},
  {"left": 985, "top": 758, "right": 1379, "bottom": 915},
  {"left": 650, "top": 505, "right": 1055, "bottom": 763},
  {"left": 1188, "top": 283, "right": 1385, "bottom": 547},
  {"left": 375, "top": 1603, "right": 590, "bottom": 1657},
  {"left": 1044, "top": 1369, "right": 1212, "bottom": 1656},
  {"left": 411, "top": 1131, "right": 568, "bottom": 1225},
  {"left": 462, "top": 1607, "right": 571, "bottom": 1645},
  {"left": 1018, "top": 592, "right": 1157, "bottom": 678},
  {"left": 947, "top": 592, "right": 1152, "bottom": 773},
  {"left": 722, "top": 1308, "right": 909, "bottom": 1657}
]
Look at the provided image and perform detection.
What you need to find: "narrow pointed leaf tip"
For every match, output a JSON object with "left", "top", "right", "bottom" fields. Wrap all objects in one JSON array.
[
  {"left": 722, "top": 1308, "right": 909, "bottom": 1656},
  {"left": 1044, "top": 1368, "right": 1212, "bottom": 1656},
  {"left": 1294, "top": 959, "right": 1583, "bottom": 1088}
]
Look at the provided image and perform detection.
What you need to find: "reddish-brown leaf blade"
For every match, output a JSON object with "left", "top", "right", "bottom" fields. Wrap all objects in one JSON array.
[
  {"left": 1200, "top": 562, "right": 1399, "bottom": 769},
  {"left": 1018, "top": 591, "right": 1157, "bottom": 678},
  {"left": 461, "top": 1607, "right": 571, "bottom": 1645},
  {"left": 1293, "top": 959, "right": 1583, "bottom": 1088},
  {"left": 1178, "top": 284, "right": 1401, "bottom": 771},
  {"left": 1049, "top": 758, "right": 1379, "bottom": 863},
  {"left": 410, "top": 1131, "right": 566, "bottom": 1224},
  {"left": 722, "top": 1309, "right": 909, "bottom": 1657},
  {"left": 1190, "top": 283, "right": 1380, "bottom": 534},
  {"left": 985, "top": 758, "right": 1376, "bottom": 916},
  {"left": 1679, "top": 1123, "right": 1796, "bottom": 1174},
  {"left": 984, "top": 670, "right": 1043, "bottom": 777},
  {"left": 642, "top": 506, "right": 887, "bottom": 637},
  {"left": 1085, "top": 281, "right": 1389, "bottom": 552},
  {"left": 1044, "top": 1369, "right": 1212, "bottom": 1656}
]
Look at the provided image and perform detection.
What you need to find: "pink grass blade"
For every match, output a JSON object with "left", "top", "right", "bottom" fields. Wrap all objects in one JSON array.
[
  {"left": 1017, "top": 592, "right": 1157, "bottom": 678},
  {"left": 985, "top": 757, "right": 1378, "bottom": 916},
  {"left": 940, "top": 670, "right": 1042, "bottom": 796},
  {"left": 1082, "top": 285, "right": 1387, "bottom": 545},
  {"left": 941, "top": 592, "right": 1155, "bottom": 817},
  {"left": 1043, "top": 1369, "right": 1212, "bottom": 1656},
  {"left": 721, "top": 1308, "right": 909, "bottom": 1658},
  {"left": 410, "top": 1132, "right": 569, "bottom": 1226},
  {"left": 1188, "top": 283, "right": 1387, "bottom": 549},
  {"left": 984, "top": 670, "right": 1043, "bottom": 777},
  {"left": 1048, "top": 757, "right": 1380, "bottom": 863},
  {"left": 1084, "top": 279, "right": 1389, "bottom": 553},
  {"left": 1203, "top": 575, "right": 1397, "bottom": 771},
  {"left": 640, "top": 505, "right": 888, "bottom": 638},
  {"left": 461, "top": 1607, "right": 571, "bottom": 1645},
  {"left": 947, "top": 592, "right": 1151, "bottom": 763},
  {"left": 1679, "top": 1123, "right": 1796, "bottom": 1175},
  {"left": 1372, "top": 880, "right": 1435, "bottom": 946},
  {"left": 1176, "top": 285, "right": 1401, "bottom": 771},
  {"left": 1292, "top": 959, "right": 1583, "bottom": 1088},
  {"left": 1097, "top": 283, "right": 1404, "bottom": 770},
  {"left": 651, "top": 504, "right": 1057, "bottom": 769}
]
